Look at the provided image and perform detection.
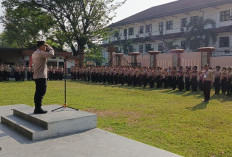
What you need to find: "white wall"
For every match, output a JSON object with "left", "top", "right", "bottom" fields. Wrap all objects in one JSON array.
[{"left": 104, "top": 3, "right": 232, "bottom": 54}]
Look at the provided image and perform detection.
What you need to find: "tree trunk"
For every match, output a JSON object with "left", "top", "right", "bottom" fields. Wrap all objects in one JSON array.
[{"left": 78, "top": 49, "right": 85, "bottom": 67}]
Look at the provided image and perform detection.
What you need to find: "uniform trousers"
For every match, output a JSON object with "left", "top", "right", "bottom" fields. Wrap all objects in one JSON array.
[
  {"left": 34, "top": 78, "right": 47, "bottom": 110},
  {"left": 203, "top": 81, "right": 211, "bottom": 101},
  {"left": 185, "top": 77, "right": 191, "bottom": 91},
  {"left": 214, "top": 77, "right": 220, "bottom": 95},
  {"left": 221, "top": 78, "right": 227, "bottom": 94},
  {"left": 227, "top": 78, "right": 232, "bottom": 95}
]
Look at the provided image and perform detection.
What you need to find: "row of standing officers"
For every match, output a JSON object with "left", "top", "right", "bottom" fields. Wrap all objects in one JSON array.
[
  {"left": 0, "top": 64, "right": 64, "bottom": 81},
  {"left": 70, "top": 65, "right": 232, "bottom": 102}
]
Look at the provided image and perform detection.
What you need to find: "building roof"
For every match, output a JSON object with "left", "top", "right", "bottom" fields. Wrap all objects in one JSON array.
[{"left": 110, "top": 0, "right": 232, "bottom": 27}]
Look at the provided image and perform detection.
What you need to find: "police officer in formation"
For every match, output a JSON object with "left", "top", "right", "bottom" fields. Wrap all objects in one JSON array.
[
  {"left": 69, "top": 65, "right": 232, "bottom": 102},
  {"left": 0, "top": 64, "right": 35, "bottom": 81},
  {"left": 48, "top": 66, "right": 64, "bottom": 80},
  {"left": 14, "top": 65, "right": 33, "bottom": 81},
  {"left": 0, "top": 64, "right": 11, "bottom": 81}
]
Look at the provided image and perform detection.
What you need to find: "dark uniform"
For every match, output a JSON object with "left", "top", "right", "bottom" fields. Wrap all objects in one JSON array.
[
  {"left": 227, "top": 68, "right": 232, "bottom": 95},
  {"left": 0, "top": 64, "right": 4, "bottom": 81},
  {"left": 214, "top": 66, "right": 221, "bottom": 95},
  {"left": 171, "top": 68, "right": 177, "bottom": 90},
  {"left": 221, "top": 68, "right": 227, "bottom": 94},
  {"left": 177, "top": 68, "right": 184, "bottom": 91},
  {"left": 202, "top": 66, "right": 213, "bottom": 102},
  {"left": 185, "top": 67, "right": 191, "bottom": 91},
  {"left": 156, "top": 68, "right": 162, "bottom": 89},
  {"left": 191, "top": 68, "right": 198, "bottom": 92}
]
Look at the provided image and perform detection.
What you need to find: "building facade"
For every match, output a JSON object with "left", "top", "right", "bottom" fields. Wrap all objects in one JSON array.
[{"left": 102, "top": 0, "right": 232, "bottom": 65}]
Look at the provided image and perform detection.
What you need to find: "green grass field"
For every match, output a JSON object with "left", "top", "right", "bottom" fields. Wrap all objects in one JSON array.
[{"left": 0, "top": 81, "right": 232, "bottom": 157}]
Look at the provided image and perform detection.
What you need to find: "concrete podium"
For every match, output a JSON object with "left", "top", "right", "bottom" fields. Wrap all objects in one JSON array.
[{"left": 1, "top": 105, "right": 97, "bottom": 140}]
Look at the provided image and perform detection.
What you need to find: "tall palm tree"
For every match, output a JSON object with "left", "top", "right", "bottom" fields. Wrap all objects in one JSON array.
[{"left": 186, "top": 17, "right": 217, "bottom": 50}]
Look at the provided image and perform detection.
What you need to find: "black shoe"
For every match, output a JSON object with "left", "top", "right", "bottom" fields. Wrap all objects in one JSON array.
[{"left": 34, "top": 108, "right": 48, "bottom": 114}]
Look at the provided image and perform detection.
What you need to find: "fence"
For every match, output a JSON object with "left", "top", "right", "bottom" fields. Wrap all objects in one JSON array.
[{"left": 113, "top": 51, "right": 232, "bottom": 68}]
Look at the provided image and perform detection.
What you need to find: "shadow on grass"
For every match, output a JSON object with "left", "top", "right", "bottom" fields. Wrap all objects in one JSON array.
[
  {"left": 186, "top": 101, "right": 209, "bottom": 111},
  {"left": 71, "top": 80, "right": 159, "bottom": 92}
]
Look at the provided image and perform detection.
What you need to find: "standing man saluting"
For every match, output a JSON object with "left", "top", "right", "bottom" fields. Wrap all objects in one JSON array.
[
  {"left": 32, "top": 41, "right": 54, "bottom": 114},
  {"left": 202, "top": 64, "right": 214, "bottom": 102}
]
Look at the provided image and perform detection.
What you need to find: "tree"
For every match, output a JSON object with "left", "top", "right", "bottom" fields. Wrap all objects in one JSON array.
[
  {"left": 1, "top": 0, "right": 126, "bottom": 66},
  {"left": 186, "top": 17, "right": 217, "bottom": 50},
  {"left": 85, "top": 43, "right": 105, "bottom": 66},
  {"left": 18, "top": 0, "right": 126, "bottom": 66},
  {"left": 122, "top": 39, "right": 133, "bottom": 54},
  {"left": 1, "top": 0, "right": 54, "bottom": 48}
]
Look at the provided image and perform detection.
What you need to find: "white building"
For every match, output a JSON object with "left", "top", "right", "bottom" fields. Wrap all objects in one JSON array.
[{"left": 102, "top": 0, "right": 232, "bottom": 63}]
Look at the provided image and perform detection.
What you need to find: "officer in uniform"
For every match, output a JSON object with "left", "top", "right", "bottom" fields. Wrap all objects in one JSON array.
[
  {"left": 185, "top": 66, "right": 191, "bottom": 91},
  {"left": 4, "top": 65, "right": 11, "bottom": 81},
  {"left": 48, "top": 66, "right": 53, "bottom": 80},
  {"left": 0, "top": 64, "right": 4, "bottom": 81},
  {"left": 191, "top": 66, "right": 198, "bottom": 92},
  {"left": 177, "top": 66, "right": 184, "bottom": 91},
  {"left": 202, "top": 64, "right": 213, "bottom": 102},
  {"left": 167, "top": 66, "right": 172, "bottom": 88},
  {"left": 156, "top": 67, "right": 162, "bottom": 89},
  {"left": 214, "top": 66, "right": 221, "bottom": 95},
  {"left": 32, "top": 41, "right": 54, "bottom": 114},
  {"left": 171, "top": 67, "right": 177, "bottom": 90},
  {"left": 227, "top": 67, "right": 232, "bottom": 96},
  {"left": 27, "top": 66, "right": 32, "bottom": 81},
  {"left": 21, "top": 65, "right": 26, "bottom": 81},
  {"left": 162, "top": 68, "right": 168, "bottom": 88},
  {"left": 14, "top": 65, "right": 20, "bottom": 81},
  {"left": 221, "top": 67, "right": 227, "bottom": 94}
]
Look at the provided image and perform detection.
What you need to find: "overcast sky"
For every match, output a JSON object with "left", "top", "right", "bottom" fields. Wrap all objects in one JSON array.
[{"left": 0, "top": 0, "right": 176, "bottom": 33}]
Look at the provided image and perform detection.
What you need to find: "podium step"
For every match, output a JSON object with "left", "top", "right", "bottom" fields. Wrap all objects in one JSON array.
[
  {"left": 13, "top": 109, "right": 48, "bottom": 129},
  {"left": 1, "top": 115, "right": 46, "bottom": 140},
  {"left": 1, "top": 105, "right": 97, "bottom": 140}
]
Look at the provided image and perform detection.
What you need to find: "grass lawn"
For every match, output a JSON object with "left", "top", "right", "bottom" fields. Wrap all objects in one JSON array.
[{"left": 0, "top": 81, "right": 232, "bottom": 157}]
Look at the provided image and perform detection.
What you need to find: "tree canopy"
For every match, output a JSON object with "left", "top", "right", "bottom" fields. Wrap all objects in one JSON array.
[
  {"left": 1, "top": 0, "right": 126, "bottom": 66},
  {"left": 1, "top": 0, "right": 54, "bottom": 48},
  {"left": 186, "top": 16, "right": 217, "bottom": 50}
]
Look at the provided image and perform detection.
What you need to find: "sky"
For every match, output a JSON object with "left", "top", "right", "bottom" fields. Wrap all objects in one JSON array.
[
  {"left": 0, "top": 0, "right": 177, "bottom": 33},
  {"left": 111, "top": 0, "right": 177, "bottom": 23}
]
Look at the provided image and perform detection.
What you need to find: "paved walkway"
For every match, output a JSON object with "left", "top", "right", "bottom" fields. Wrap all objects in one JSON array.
[{"left": 0, "top": 105, "right": 181, "bottom": 157}]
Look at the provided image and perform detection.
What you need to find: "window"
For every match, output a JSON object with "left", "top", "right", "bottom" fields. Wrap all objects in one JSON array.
[
  {"left": 181, "top": 18, "right": 187, "bottom": 27},
  {"left": 129, "top": 28, "right": 134, "bottom": 36},
  {"left": 158, "top": 43, "right": 164, "bottom": 51},
  {"left": 190, "top": 16, "right": 199, "bottom": 23},
  {"left": 189, "top": 40, "right": 200, "bottom": 50},
  {"left": 166, "top": 21, "right": 173, "bottom": 30},
  {"left": 219, "top": 37, "right": 230, "bottom": 47},
  {"left": 181, "top": 41, "right": 186, "bottom": 49},
  {"left": 145, "top": 44, "right": 152, "bottom": 52},
  {"left": 114, "top": 32, "right": 119, "bottom": 38},
  {"left": 220, "top": 10, "right": 230, "bottom": 22},
  {"left": 123, "top": 29, "right": 127, "bottom": 36},
  {"left": 159, "top": 22, "right": 164, "bottom": 31},
  {"left": 128, "top": 45, "right": 134, "bottom": 52},
  {"left": 146, "top": 24, "right": 152, "bottom": 33},
  {"left": 139, "top": 45, "right": 144, "bottom": 53},
  {"left": 139, "top": 26, "right": 144, "bottom": 34}
]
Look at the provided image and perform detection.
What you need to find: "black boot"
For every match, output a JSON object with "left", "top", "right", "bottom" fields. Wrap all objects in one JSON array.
[{"left": 34, "top": 107, "right": 48, "bottom": 114}]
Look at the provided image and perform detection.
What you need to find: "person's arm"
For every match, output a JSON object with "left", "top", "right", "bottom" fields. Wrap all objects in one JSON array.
[{"left": 40, "top": 45, "right": 55, "bottom": 58}]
